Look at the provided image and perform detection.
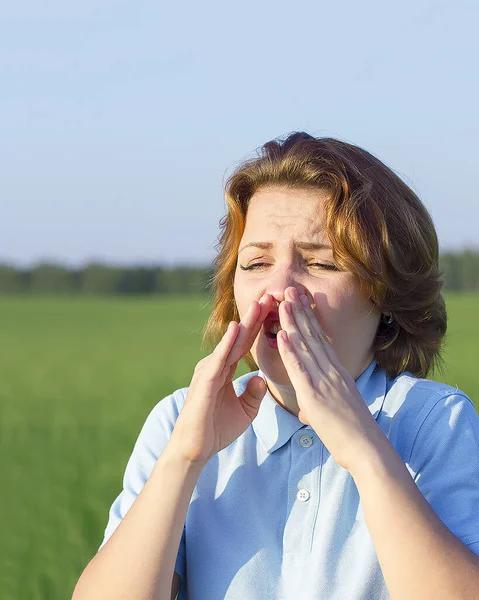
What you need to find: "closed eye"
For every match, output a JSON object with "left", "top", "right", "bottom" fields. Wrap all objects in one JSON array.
[
  {"left": 239, "top": 262, "right": 339, "bottom": 271},
  {"left": 239, "top": 262, "right": 269, "bottom": 271},
  {"left": 309, "top": 263, "right": 339, "bottom": 271}
]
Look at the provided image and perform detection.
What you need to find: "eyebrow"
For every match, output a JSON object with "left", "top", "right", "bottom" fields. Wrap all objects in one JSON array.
[{"left": 238, "top": 241, "right": 332, "bottom": 253}]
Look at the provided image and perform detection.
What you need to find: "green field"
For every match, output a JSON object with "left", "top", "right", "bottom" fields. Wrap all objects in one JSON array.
[{"left": 1, "top": 293, "right": 478, "bottom": 600}]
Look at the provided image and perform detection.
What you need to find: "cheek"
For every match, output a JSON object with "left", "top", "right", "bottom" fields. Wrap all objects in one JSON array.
[
  {"left": 314, "top": 286, "right": 371, "bottom": 336},
  {"left": 330, "top": 294, "right": 379, "bottom": 339},
  {"left": 234, "top": 267, "right": 267, "bottom": 321}
]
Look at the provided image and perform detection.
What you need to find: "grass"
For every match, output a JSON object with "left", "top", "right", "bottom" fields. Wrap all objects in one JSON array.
[{"left": 0, "top": 293, "right": 477, "bottom": 599}]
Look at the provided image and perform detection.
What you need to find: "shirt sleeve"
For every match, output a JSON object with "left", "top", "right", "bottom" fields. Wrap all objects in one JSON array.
[
  {"left": 407, "top": 391, "right": 479, "bottom": 555},
  {"left": 97, "top": 388, "right": 188, "bottom": 587}
]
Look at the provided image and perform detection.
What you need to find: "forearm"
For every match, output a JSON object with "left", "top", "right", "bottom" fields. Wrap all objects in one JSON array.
[
  {"left": 351, "top": 434, "right": 479, "bottom": 600},
  {"left": 72, "top": 443, "right": 205, "bottom": 600}
]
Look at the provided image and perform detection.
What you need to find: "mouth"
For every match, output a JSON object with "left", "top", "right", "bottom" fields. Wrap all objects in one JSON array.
[{"left": 262, "top": 311, "right": 281, "bottom": 349}]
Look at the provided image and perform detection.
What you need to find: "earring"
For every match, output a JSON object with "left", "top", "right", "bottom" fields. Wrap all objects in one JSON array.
[{"left": 381, "top": 313, "right": 394, "bottom": 325}]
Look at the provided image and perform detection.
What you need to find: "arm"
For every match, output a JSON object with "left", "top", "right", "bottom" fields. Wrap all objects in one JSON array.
[
  {"left": 72, "top": 443, "right": 204, "bottom": 600},
  {"left": 351, "top": 431, "right": 479, "bottom": 600},
  {"left": 72, "top": 296, "right": 272, "bottom": 600},
  {"left": 274, "top": 288, "right": 479, "bottom": 599}
]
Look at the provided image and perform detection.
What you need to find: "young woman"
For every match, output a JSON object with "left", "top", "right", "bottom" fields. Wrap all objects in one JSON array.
[{"left": 72, "top": 132, "right": 479, "bottom": 600}]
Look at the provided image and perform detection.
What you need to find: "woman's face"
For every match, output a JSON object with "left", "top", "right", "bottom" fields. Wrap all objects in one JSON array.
[{"left": 233, "top": 186, "right": 382, "bottom": 388}]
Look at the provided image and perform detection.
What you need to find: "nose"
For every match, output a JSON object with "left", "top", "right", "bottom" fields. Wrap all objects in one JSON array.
[{"left": 263, "top": 270, "right": 309, "bottom": 306}]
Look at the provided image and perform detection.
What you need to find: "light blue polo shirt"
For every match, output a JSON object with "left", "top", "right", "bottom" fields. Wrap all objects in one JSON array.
[{"left": 99, "top": 358, "right": 479, "bottom": 599}]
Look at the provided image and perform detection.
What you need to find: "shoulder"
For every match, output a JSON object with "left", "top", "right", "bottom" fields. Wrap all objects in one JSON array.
[
  {"left": 381, "top": 370, "right": 479, "bottom": 462},
  {"left": 384, "top": 369, "right": 475, "bottom": 417},
  {"left": 131, "top": 387, "right": 187, "bottom": 454},
  {"left": 384, "top": 374, "right": 479, "bottom": 550},
  {"left": 141, "top": 370, "right": 260, "bottom": 442}
]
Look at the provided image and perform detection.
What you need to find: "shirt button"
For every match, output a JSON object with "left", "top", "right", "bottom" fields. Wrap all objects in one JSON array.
[
  {"left": 297, "top": 489, "right": 310, "bottom": 502},
  {"left": 299, "top": 435, "right": 313, "bottom": 448}
]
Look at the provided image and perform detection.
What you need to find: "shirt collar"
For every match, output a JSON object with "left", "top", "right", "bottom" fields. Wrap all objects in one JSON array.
[{"left": 252, "top": 358, "right": 387, "bottom": 454}]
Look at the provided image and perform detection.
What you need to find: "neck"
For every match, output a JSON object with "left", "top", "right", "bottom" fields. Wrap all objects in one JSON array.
[
  {"left": 264, "top": 378, "right": 301, "bottom": 417},
  {"left": 262, "top": 353, "right": 376, "bottom": 418}
]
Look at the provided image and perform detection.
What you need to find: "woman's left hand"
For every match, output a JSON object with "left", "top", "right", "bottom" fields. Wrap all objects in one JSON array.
[{"left": 277, "top": 286, "right": 386, "bottom": 474}]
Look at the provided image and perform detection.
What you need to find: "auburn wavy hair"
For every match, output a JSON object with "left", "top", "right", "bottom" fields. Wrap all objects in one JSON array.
[{"left": 202, "top": 131, "right": 447, "bottom": 380}]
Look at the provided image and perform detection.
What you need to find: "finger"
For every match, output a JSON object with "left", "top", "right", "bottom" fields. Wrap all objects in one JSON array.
[
  {"left": 278, "top": 298, "right": 324, "bottom": 377},
  {"left": 189, "top": 321, "right": 240, "bottom": 395},
  {"left": 222, "top": 300, "right": 260, "bottom": 367},
  {"left": 297, "top": 293, "right": 337, "bottom": 364},
  {"left": 284, "top": 287, "right": 332, "bottom": 367},
  {"left": 195, "top": 321, "right": 238, "bottom": 373},
  {"left": 209, "top": 304, "right": 259, "bottom": 387},
  {"left": 204, "top": 321, "right": 240, "bottom": 376},
  {"left": 276, "top": 329, "right": 313, "bottom": 392},
  {"left": 239, "top": 294, "right": 273, "bottom": 354},
  {"left": 225, "top": 294, "right": 273, "bottom": 366},
  {"left": 237, "top": 375, "right": 267, "bottom": 420},
  {"left": 225, "top": 361, "right": 237, "bottom": 383}
]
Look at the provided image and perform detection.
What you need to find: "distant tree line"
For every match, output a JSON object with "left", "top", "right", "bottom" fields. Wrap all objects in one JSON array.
[
  {"left": 0, "top": 249, "right": 478, "bottom": 294},
  {"left": 0, "top": 264, "right": 214, "bottom": 295}
]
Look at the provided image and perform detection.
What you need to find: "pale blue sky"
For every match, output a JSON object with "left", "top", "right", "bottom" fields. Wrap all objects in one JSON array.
[{"left": 1, "top": 0, "right": 477, "bottom": 267}]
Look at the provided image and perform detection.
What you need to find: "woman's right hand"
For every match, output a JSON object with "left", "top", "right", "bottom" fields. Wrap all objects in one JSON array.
[{"left": 169, "top": 294, "right": 274, "bottom": 464}]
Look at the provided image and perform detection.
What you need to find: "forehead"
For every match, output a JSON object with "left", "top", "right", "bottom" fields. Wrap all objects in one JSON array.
[{"left": 242, "top": 186, "right": 328, "bottom": 241}]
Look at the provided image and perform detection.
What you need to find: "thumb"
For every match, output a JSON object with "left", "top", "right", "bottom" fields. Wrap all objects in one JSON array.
[{"left": 239, "top": 376, "right": 267, "bottom": 417}]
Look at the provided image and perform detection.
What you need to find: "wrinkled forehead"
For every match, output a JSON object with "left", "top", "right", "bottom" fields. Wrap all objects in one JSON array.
[{"left": 242, "top": 187, "right": 328, "bottom": 241}]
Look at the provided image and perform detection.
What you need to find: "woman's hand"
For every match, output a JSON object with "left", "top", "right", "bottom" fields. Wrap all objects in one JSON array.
[
  {"left": 169, "top": 294, "right": 273, "bottom": 465},
  {"left": 276, "top": 286, "right": 385, "bottom": 473}
]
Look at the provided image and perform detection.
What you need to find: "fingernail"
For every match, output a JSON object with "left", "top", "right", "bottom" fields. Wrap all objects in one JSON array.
[
  {"left": 300, "top": 295, "right": 309, "bottom": 308},
  {"left": 290, "top": 287, "right": 299, "bottom": 300}
]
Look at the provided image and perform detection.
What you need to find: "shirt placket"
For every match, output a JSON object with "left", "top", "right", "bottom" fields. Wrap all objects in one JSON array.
[{"left": 282, "top": 428, "right": 322, "bottom": 559}]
